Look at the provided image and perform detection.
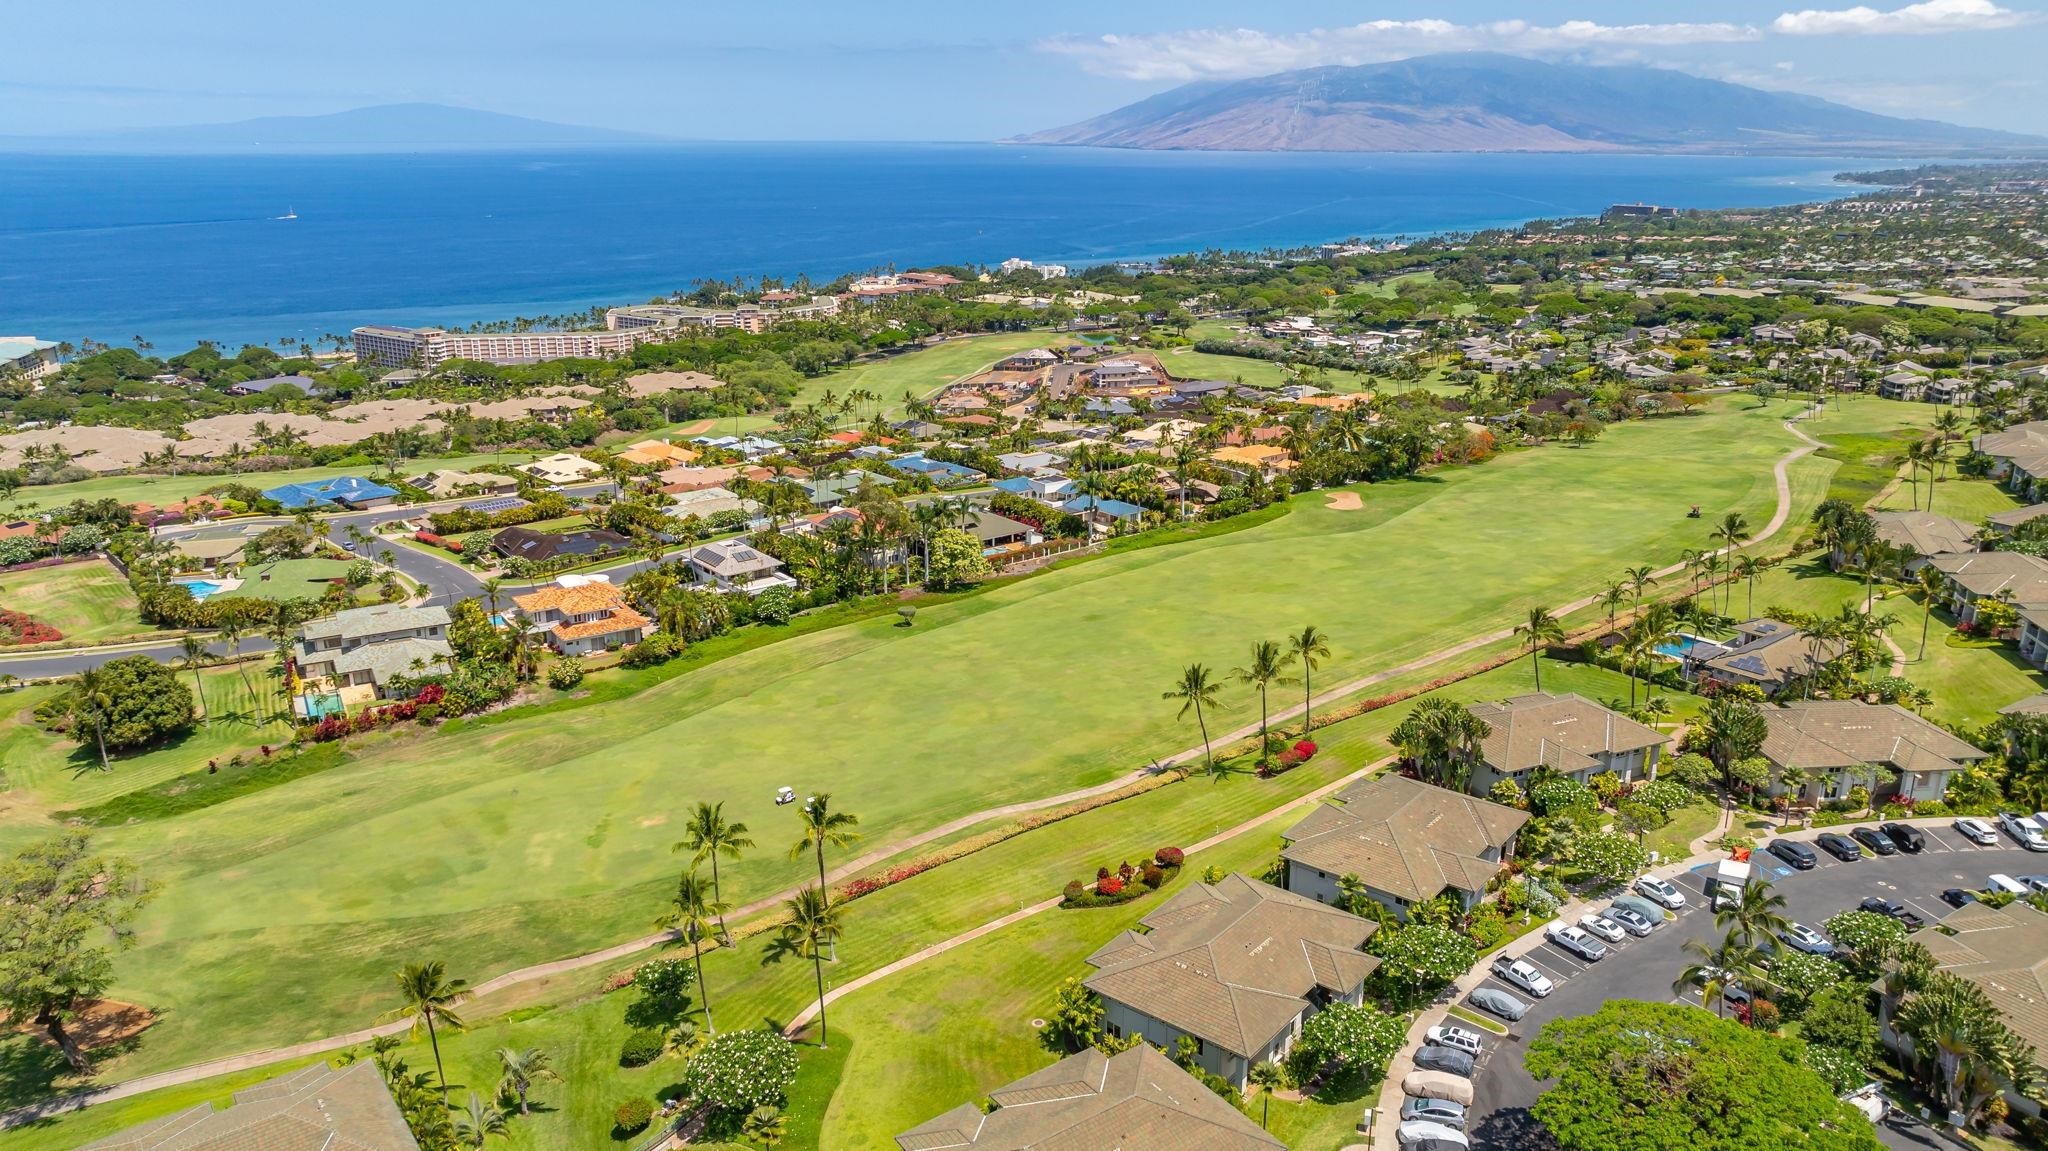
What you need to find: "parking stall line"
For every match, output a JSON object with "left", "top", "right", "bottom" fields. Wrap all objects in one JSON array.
[{"left": 1535, "top": 945, "right": 1589, "bottom": 974}]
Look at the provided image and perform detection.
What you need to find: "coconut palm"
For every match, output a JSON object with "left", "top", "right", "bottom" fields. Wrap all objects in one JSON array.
[
  {"left": 71, "top": 666, "right": 114, "bottom": 772},
  {"left": 1672, "top": 933, "right": 1762, "bottom": 1019},
  {"left": 1286, "top": 625, "right": 1331, "bottom": 737},
  {"left": 790, "top": 794, "right": 861, "bottom": 920},
  {"left": 1600, "top": 581, "right": 1628, "bottom": 632},
  {"left": 384, "top": 960, "right": 469, "bottom": 1102},
  {"left": 655, "top": 868, "right": 727, "bottom": 1034},
  {"left": 1715, "top": 878, "right": 1791, "bottom": 948},
  {"left": 1390, "top": 697, "right": 1492, "bottom": 792},
  {"left": 480, "top": 577, "right": 504, "bottom": 619},
  {"left": 453, "top": 1092, "right": 509, "bottom": 1148},
  {"left": 220, "top": 622, "right": 255, "bottom": 704},
  {"left": 1915, "top": 565, "right": 1946, "bottom": 661},
  {"left": 1231, "top": 640, "right": 1296, "bottom": 766},
  {"left": 178, "top": 634, "right": 210, "bottom": 725},
  {"left": 676, "top": 802, "right": 753, "bottom": 943},
  {"left": 1163, "top": 664, "right": 1226, "bottom": 775},
  {"left": 1625, "top": 564, "right": 1658, "bottom": 616},
  {"left": 1734, "top": 555, "right": 1766, "bottom": 620},
  {"left": 1514, "top": 606, "right": 1565, "bottom": 692},
  {"left": 770, "top": 885, "right": 844, "bottom": 1048},
  {"left": 495, "top": 1046, "right": 558, "bottom": 1115}
]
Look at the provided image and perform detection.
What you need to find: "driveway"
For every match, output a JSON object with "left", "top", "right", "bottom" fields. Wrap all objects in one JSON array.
[{"left": 1460, "top": 824, "right": 2042, "bottom": 1150}]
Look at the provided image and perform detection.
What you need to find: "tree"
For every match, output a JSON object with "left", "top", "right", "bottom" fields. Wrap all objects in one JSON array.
[
  {"left": 923, "top": 527, "right": 990, "bottom": 590},
  {"left": 179, "top": 635, "right": 209, "bottom": 726},
  {"left": 385, "top": 960, "right": 469, "bottom": 1103},
  {"left": 1286, "top": 625, "right": 1332, "bottom": 736},
  {"left": 1525, "top": 1001, "right": 1883, "bottom": 1151},
  {"left": 1896, "top": 972, "right": 2039, "bottom": 1124},
  {"left": 1625, "top": 564, "right": 1658, "bottom": 618},
  {"left": 656, "top": 868, "right": 728, "bottom": 1034},
  {"left": 1515, "top": 605, "right": 1566, "bottom": 692},
  {"left": 790, "top": 794, "right": 860, "bottom": 926},
  {"left": 1822, "top": 909, "right": 1907, "bottom": 979},
  {"left": 1802, "top": 984, "right": 1880, "bottom": 1065},
  {"left": 768, "top": 885, "right": 843, "bottom": 1047},
  {"left": 1695, "top": 697, "right": 1770, "bottom": 799},
  {"left": 453, "top": 1092, "right": 508, "bottom": 1148},
  {"left": 1674, "top": 933, "right": 1764, "bottom": 1019},
  {"left": 1248, "top": 1060, "right": 1284, "bottom": 1129},
  {"left": 1042, "top": 976, "right": 1104, "bottom": 1052},
  {"left": 1231, "top": 640, "right": 1295, "bottom": 765},
  {"left": 1366, "top": 923, "right": 1478, "bottom": 1004},
  {"left": 742, "top": 1105, "right": 788, "bottom": 1149},
  {"left": 1716, "top": 878, "right": 1791, "bottom": 949},
  {"left": 1284, "top": 1000, "right": 1405, "bottom": 1084},
  {"left": 495, "top": 1046, "right": 559, "bottom": 1116},
  {"left": 1163, "top": 663, "right": 1225, "bottom": 774},
  {"left": 681, "top": 1030, "right": 799, "bottom": 1118},
  {"left": 677, "top": 802, "right": 753, "bottom": 943},
  {"left": 0, "top": 834, "right": 154, "bottom": 1071},
  {"left": 1562, "top": 829, "right": 1650, "bottom": 886},
  {"left": 1390, "top": 698, "right": 1491, "bottom": 791},
  {"left": 64, "top": 656, "right": 194, "bottom": 764}
]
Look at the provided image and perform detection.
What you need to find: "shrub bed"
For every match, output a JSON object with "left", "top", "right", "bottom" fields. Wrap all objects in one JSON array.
[{"left": 1061, "top": 847, "right": 1184, "bottom": 908}]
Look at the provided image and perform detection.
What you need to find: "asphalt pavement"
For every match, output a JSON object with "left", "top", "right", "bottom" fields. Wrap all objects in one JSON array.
[{"left": 1461, "top": 822, "right": 2043, "bottom": 1151}]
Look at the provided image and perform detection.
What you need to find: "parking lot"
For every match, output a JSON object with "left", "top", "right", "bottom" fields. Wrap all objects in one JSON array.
[{"left": 1457, "top": 822, "right": 2045, "bottom": 1151}]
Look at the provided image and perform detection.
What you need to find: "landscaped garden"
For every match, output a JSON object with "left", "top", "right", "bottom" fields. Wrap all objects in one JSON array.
[{"left": 0, "top": 558, "right": 149, "bottom": 647}]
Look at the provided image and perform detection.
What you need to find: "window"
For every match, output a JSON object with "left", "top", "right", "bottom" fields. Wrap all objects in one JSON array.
[{"left": 1106, "top": 1023, "right": 1121, "bottom": 1039}]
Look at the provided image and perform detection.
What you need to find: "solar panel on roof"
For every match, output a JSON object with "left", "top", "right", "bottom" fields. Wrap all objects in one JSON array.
[{"left": 463, "top": 497, "right": 528, "bottom": 514}]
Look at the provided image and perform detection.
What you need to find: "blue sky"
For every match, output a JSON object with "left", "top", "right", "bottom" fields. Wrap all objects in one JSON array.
[{"left": 7, "top": 0, "right": 2043, "bottom": 137}]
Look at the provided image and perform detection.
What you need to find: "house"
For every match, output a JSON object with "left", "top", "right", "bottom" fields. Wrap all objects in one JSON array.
[
  {"left": 995, "top": 450, "right": 1064, "bottom": 474},
  {"left": 1085, "top": 874, "right": 1377, "bottom": 1089},
  {"left": 1059, "top": 495, "right": 1145, "bottom": 533},
  {"left": 960, "top": 509, "right": 1039, "bottom": 552},
  {"left": 1758, "top": 700, "right": 1989, "bottom": 804},
  {"left": 991, "top": 474, "right": 1074, "bottom": 504},
  {"left": 1928, "top": 551, "right": 2048, "bottom": 624},
  {"left": 613, "top": 439, "right": 701, "bottom": 469},
  {"left": 803, "top": 471, "right": 893, "bottom": 508},
  {"left": 679, "top": 538, "right": 799, "bottom": 595},
  {"left": 690, "top": 433, "right": 785, "bottom": 461},
  {"left": 294, "top": 603, "right": 453, "bottom": 701},
  {"left": 1209, "top": 444, "right": 1294, "bottom": 479},
  {"left": 894, "top": 1045, "right": 1284, "bottom": 1151},
  {"left": 510, "top": 575, "right": 651, "bottom": 655},
  {"left": 1877, "top": 372, "right": 1928, "bottom": 401},
  {"left": 1464, "top": 692, "right": 1670, "bottom": 794},
  {"left": 667, "top": 486, "right": 759, "bottom": 523},
  {"left": 1281, "top": 773, "right": 1529, "bottom": 921},
  {"left": 407, "top": 469, "right": 520, "bottom": 499},
  {"left": 168, "top": 534, "right": 250, "bottom": 573},
  {"left": 517, "top": 453, "right": 605, "bottom": 485},
  {"left": 1687, "top": 618, "right": 1844, "bottom": 696},
  {"left": 79, "top": 1062, "right": 419, "bottom": 1151},
  {"left": 262, "top": 476, "right": 400, "bottom": 511},
  {"left": 657, "top": 465, "right": 742, "bottom": 493},
  {"left": 1911, "top": 901, "right": 2048, "bottom": 1116},
  {"left": 1869, "top": 509, "right": 1976, "bottom": 564},
  {"left": 1926, "top": 378, "right": 1973, "bottom": 405},
  {"left": 1984, "top": 503, "right": 2048, "bottom": 536},
  {"left": 1974, "top": 420, "right": 2048, "bottom": 497},
  {"left": 226, "top": 373, "right": 325, "bottom": 397},
  {"left": 888, "top": 453, "right": 985, "bottom": 486},
  {"left": 490, "top": 525, "right": 632, "bottom": 563}
]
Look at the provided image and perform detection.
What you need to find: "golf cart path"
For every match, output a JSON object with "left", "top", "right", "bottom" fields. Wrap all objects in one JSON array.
[{"left": 0, "top": 413, "right": 1826, "bottom": 1126}]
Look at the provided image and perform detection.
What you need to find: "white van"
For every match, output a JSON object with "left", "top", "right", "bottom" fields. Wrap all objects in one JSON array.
[{"left": 1988, "top": 874, "right": 2029, "bottom": 896}]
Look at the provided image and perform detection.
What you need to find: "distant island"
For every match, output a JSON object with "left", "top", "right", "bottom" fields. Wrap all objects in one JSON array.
[
  {"left": 0, "top": 103, "right": 667, "bottom": 154},
  {"left": 1015, "top": 52, "right": 2046, "bottom": 157}
]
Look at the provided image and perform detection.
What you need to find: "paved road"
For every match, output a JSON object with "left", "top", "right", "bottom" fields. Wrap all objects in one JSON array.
[{"left": 1461, "top": 824, "right": 2038, "bottom": 1151}]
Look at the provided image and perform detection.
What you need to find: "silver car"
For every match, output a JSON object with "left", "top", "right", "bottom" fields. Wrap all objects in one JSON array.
[
  {"left": 1400, "top": 1097, "right": 1468, "bottom": 1130},
  {"left": 1604, "top": 903, "right": 1656, "bottom": 936},
  {"left": 1780, "top": 922, "right": 1834, "bottom": 956},
  {"left": 1578, "top": 913, "right": 1627, "bottom": 944},
  {"left": 1635, "top": 874, "right": 1687, "bottom": 909}
]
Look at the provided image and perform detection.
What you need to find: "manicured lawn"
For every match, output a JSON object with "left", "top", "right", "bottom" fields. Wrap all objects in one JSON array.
[
  {"left": 1884, "top": 597, "right": 2046, "bottom": 727},
  {"left": 1739, "top": 551, "right": 1868, "bottom": 623},
  {"left": 0, "top": 558, "right": 149, "bottom": 646},
  {"left": 1871, "top": 473, "right": 2023, "bottom": 523},
  {"left": 219, "top": 557, "right": 358, "bottom": 602},
  {"left": 0, "top": 400, "right": 1827, "bottom": 1088},
  {"left": 1159, "top": 346, "right": 1376, "bottom": 393},
  {"left": 1644, "top": 801, "right": 1723, "bottom": 864},
  {"left": 783, "top": 332, "right": 1057, "bottom": 418}
]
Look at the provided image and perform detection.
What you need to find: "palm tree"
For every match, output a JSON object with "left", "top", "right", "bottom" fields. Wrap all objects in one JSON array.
[
  {"left": 1734, "top": 556, "right": 1765, "bottom": 620},
  {"left": 385, "top": 960, "right": 469, "bottom": 1103},
  {"left": 1514, "top": 606, "right": 1565, "bottom": 693},
  {"left": 1715, "top": 510, "right": 1750, "bottom": 562},
  {"left": 743, "top": 1105, "right": 788, "bottom": 1149},
  {"left": 453, "top": 1092, "right": 509, "bottom": 1148},
  {"left": 1231, "top": 641, "right": 1295, "bottom": 766},
  {"left": 1625, "top": 564, "right": 1658, "bottom": 617},
  {"left": 220, "top": 622, "right": 255, "bottom": 704},
  {"left": 790, "top": 794, "right": 861, "bottom": 923},
  {"left": 655, "top": 868, "right": 727, "bottom": 1034},
  {"left": 1163, "top": 664, "right": 1225, "bottom": 775},
  {"left": 677, "top": 802, "right": 753, "bottom": 943},
  {"left": 1915, "top": 565, "right": 1946, "bottom": 661},
  {"left": 480, "top": 577, "right": 504, "bottom": 620},
  {"left": 1390, "top": 698, "right": 1492, "bottom": 792},
  {"left": 1600, "top": 581, "right": 1628, "bottom": 632},
  {"left": 1248, "top": 1061, "right": 1284, "bottom": 1130},
  {"left": 72, "top": 666, "right": 114, "bottom": 772},
  {"left": 495, "top": 1046, "right": 558, "bottom": 1115},
  {"left": 1286, "top": 625, "right": 1331, "bottom": 737},
  {"left": 773, "top": 885, "right": 844, "bottom": 1048},
  {"left": 179, "top": 635, "right": 210, "bottom": 725},
  {"left": 1715, "top": 878, "right": 1791, "bottom": 948},
  {"left": 1673, "top": 933, "right": 1761, "bottom": 1019}
]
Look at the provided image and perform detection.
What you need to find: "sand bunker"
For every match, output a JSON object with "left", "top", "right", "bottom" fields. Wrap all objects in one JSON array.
[{"left": 1324, "top": 491, "right": 1363, "bottom": 511}]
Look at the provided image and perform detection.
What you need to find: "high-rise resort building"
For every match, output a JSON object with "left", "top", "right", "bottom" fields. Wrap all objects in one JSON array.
[
  {"left": 355, "top": 295, "right": 840, "bottom": 367},
  {"left": 0, "top": 336, "right": 61, "bottom": 382}
]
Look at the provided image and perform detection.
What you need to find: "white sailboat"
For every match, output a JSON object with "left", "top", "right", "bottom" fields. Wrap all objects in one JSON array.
[{"left": 274, "top": 206, "right": 299, "bottom": 220}]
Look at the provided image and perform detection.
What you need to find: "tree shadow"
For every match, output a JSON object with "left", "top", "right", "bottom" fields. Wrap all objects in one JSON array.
[
  {"left": 0, "top": 1034, "right": 76, "bottom": 1115},
  {"left": 1469, "top": 1106, "right": 1556, "bottom": 1150}
]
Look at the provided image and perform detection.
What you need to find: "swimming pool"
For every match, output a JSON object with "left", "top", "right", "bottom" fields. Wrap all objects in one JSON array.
[
  {"left": 1655, "top": 634, "right": 1707, "bottom": 660},
  {"left": 174, "top": 578, "right": 226, "bottom": 602}
]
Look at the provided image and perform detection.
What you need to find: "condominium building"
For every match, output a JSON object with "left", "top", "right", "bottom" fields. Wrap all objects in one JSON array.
[
  {"left": 350, "top": 325, "right": 647, "bottom": 368},
  {"left": 605, "top": 294, "right": 839, "bottom": 335}
]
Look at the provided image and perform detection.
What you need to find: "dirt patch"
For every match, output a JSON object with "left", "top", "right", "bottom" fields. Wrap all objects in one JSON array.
[
  {"left": 637, "top": 813, "right": 668, "bottom": 828},
  {"left": 7, "top": 999, "right": 156, "bottom": 1051},
  {"left": 676, "top": 419, "right": 717, "bottom": 435},
  {"left": 1323, "top": 491, "right": 1363, "bottom": 511}
]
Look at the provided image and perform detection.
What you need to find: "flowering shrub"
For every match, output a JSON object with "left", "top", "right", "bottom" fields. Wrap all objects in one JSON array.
[
  {"left": 414, "top": 530, "right": 462, "bottom": 553},
  {"left": 682, "top": 1030, "right": 798, "bottom": 1115},
  {"left": 612, "top": 1097, "right": 654, "bottom": 1133},
  {"left": 1154, "top": 846, "right": 1184, "bottom": 867},
  {"left": 0, "top": 608, "right": 64, "bottom": 645},
  {"left": 1097, "top": 875, "right": 1125, "bottom": 896},
  {"left": 300, "top": 684, "right": 447, "bottom": 742}
]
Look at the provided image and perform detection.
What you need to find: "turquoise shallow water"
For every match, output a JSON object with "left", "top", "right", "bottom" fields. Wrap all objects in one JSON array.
[{"left": 0, "top": 144, "right": 1875, "bottom": 350}]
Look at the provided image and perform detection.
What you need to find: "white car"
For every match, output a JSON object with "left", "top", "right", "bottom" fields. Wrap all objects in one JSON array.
[
  {"left": 1545, "top": 922, "right": 1610, "bottom": 962},
  {"left": 1955, "top": 816, "right": 1998, "bottom": 846},
  {"left": 1578, "top": 913, "right": 1627, "bottom": 944},
  {"left": 1635, "top": 874, "right": 1687, "bottom": 909},
  {"left": 1780, "top": 922, "right": 1834, "bottom": 956},
  {"left": 2000, "top": 812, "right": 2048, "bottom": 851},
  {"left": 1425, "top": 1024, "right": 1485, "bottom": 1057},
  {"left": 1398, "top": 1120, "right": 1471, "bottom": 1148},
  {"left": 1491, "top": 955, "right": 1555, "bottom": 998}
]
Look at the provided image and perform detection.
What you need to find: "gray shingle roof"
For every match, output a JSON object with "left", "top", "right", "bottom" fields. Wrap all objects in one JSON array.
[
  {"left": 1760, "top": 701, "right": 1988, "bottom": 775},
  {"left": 1466, "top": 692, "right": 1668, "bottom": 775},
  {"left": 80, "top": 1062, "right": 418, "bottom": 1151},
  {"left": 1281, "top": 773, "right": 1528, "bottom": 903},
  {"left": 1869, "top": 510, "right": 1976, "bottom": 558},
  {"left": 298, "top": 604, "right": 450, "bottom": 644},
  {"left": 1917, "top": 901, "right": 2048, "bottom": 1058}
]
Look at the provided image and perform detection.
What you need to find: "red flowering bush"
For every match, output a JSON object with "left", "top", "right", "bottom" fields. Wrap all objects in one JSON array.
[
  {"left": 1097, "top": 875, "right": 1124, "bottom": 896},
  {"left": 1155, "top": 846, "right": 1184, "bottom": 867},
  {"left": 0, "top": 608, "right": 64, "bottom": 645},
  {"left": 299, "top": 684, "right": 451, "bottom": 742},
  {"left": 1293, "top": 739, "right": 1317, "bottom": 759},
  {"left": 415, "top": 531, "right": 462, "bottom": 553}
]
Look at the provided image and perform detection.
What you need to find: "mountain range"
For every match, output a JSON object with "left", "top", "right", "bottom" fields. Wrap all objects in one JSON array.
[
  {"left": 0, "top": 103, "right": 664, "bottom": 153},
  {"left": 1015, "top": 53, "right": 2043, "bottom": 156}
]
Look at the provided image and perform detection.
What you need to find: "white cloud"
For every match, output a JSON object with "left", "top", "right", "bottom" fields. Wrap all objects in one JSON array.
[
  {"left": 1772, "top": 0, "right": 2035, "bottom": 36},
  {"left": 1037, "top": 19, "right": 1761, "bottom": 82}
]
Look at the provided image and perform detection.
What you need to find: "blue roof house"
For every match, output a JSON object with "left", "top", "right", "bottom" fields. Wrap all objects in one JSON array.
[
  {"left": 262, "top": 476, "right": 401, "bottom": 510},
  {"left": 1061, "top": 495, "right": 1146, "bottom": 533},
  {"left": 889, "top": 453, "right": 985, "bottom": 486}
]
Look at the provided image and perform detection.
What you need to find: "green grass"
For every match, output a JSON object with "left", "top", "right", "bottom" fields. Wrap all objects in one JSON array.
[
  {"left": 219, "top": 557, "right": 358, "bottom": 602},
  {"left": 0, "top": 400, "right": 1829, "bottom": 1092},
  {"left": 0, "top": 558, "right": 150, "bottom": 647},
  {"left": 1158, "top": 346, "right": 1376, "bottom": 393},
  {"left": 1871, "top": 474, "right": 2023, "bottom": 523},
  {"left": 779, "top": 333, "right": 1057, "bottom": 422},
  {"left": 1644, "top": 802, "right": 1723, "bottom": 863},
  {"left": 1885, "top": 597, "right": 2046, "bottom": 728}
]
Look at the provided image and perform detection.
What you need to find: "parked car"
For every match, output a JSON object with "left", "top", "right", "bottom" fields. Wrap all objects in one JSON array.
[
  {"left": 1546, "top": 922, "right": 1610, "bottom": 962},
  {"left": 1988, "top": 874, "right": 2030, "bottom": 897},
  {"left": 1780, "top": 922, "right": 1834, "bottom": 956},
  {"left": 1768, "top": 839, "right": 1818, "bottom": 870},
  {"left": 1403, "top": 1070, "right": 1474, "bottom": 1107},
  {"left": 1850, "top": 826, "right": 1898, "bottom": 856},
  {"left": 1491, "top": 956, "right": 1555, "bottom": 998},
  {"left": 1941, "top": 888, "right": 1980, "bottom": 908},
  {"left": 1688, "top": 966, "right": 1752, "bottom": 1005},
  {"left": 1397, "top": 1120, "right": 1471, "bottom": 1149},
  {"left": 1999, "top": 812, "right": 2048, "bottom": 851},
  {"left": 1604, "top": 903, "right": 1656, "bottom": 936},
  {"left": 2020, "top": 875, "right": 2048, "bottom": 894},
  {"left": 1425, "top": 1024, "right": 1485, "bottom": 1057},
  {"left": 1635, "top": 875, "right": 1686, "bottom": 909},
  {"left": 1859, "top": 896, "right": 1926, "bottom": 931},
  {"left": 1879, "top": 822, "right": 1925, "bottom": 852},
  {"left": 1955, "top": 816, "right": 1998, "bottom": 845},
  {"left": 1414, "top": 1046, "right": 1475, "bottom": 1077},
  {"left": 1468, "top": 987, "right": 1529, "bottom": 1022},
  {"left": 1578, "top": 913, "right": 1627, "bottom": 944},
  {"left": 1816, "top": 833, "right": 1863, "bottom": 862},
  {"left": 1400, "top": 1097, "right": 1469, "bottom": 1130}
]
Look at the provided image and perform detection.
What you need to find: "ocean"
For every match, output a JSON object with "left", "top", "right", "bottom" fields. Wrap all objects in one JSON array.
[{"left": 0, "top": 144, "right": 1876, "bottom": 351}]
